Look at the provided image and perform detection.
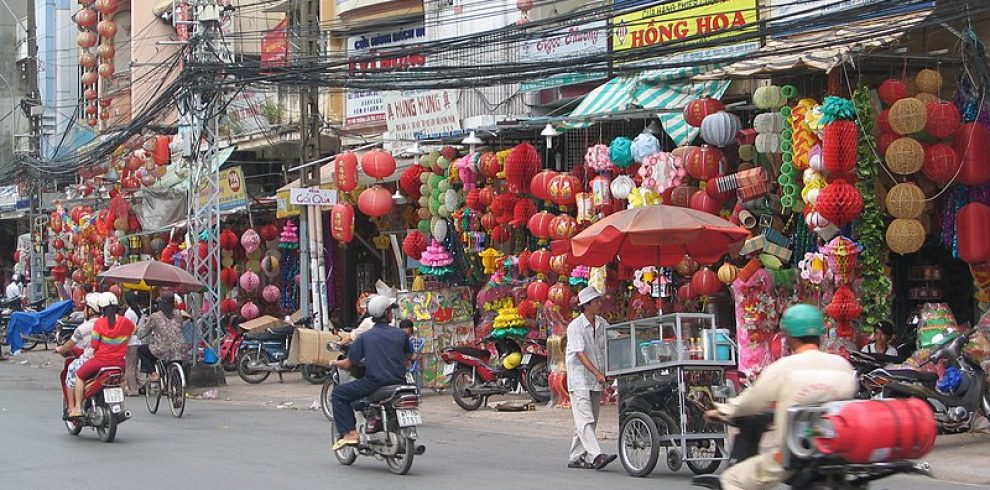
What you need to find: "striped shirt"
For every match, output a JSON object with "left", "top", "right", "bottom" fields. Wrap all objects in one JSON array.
[{"left": 91, "top": 316, "right": 136, "bottom": 363}]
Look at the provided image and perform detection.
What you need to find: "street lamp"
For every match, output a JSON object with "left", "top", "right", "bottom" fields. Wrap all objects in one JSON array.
[{"left": 461, "top": 131, "right": 482, "bottom": 153}]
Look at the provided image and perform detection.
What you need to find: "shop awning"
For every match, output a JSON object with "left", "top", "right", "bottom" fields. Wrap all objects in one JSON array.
[
  {"left": 564, "top": 65, "right": 730, "bottom": 146},
  {"left": 277, "top": 150, "right": 416, "bottom": 192}
]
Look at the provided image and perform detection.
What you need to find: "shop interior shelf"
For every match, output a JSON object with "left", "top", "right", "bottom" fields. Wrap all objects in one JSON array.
[{"left": 603, "top": 313, "right": 736, "bottom": 377}]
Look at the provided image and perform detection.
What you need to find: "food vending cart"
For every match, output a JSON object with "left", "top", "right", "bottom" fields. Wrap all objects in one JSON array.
[{"left": 603, "top": 313, "right": 737, "bottom": 477}]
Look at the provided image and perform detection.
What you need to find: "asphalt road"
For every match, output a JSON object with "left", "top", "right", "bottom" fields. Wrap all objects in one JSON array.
[{"left": 0, "top": 362, "right": 980, "bottom": 490}]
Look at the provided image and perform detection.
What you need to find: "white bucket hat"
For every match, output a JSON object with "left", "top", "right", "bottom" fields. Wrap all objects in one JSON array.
[{"left": 577, "top": 286, "right": 602, "bottom": 306}]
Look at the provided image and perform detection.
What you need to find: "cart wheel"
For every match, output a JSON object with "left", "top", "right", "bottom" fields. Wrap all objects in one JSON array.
[
  {"left": 618, "top": 412, "right": 659, "bottom": 477},
  {"left": 686, "top": 439, "right": 724, "bottom": 475},
  {"left": 666, "top": 447, "right": 683, "bottom": 472}
]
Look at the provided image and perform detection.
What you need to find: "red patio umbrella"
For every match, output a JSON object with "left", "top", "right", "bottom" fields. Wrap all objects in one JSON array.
[
  {"left": 551, "top": 205, "right": 751, "bottom": 268},
  {"left": 99, "top": 260, "right": 205, "bottom": 293}
]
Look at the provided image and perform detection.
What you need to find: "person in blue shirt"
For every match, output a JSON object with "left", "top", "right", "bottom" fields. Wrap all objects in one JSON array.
[{"left": 330, "top": 294, "right": 411, "bottom": 450}]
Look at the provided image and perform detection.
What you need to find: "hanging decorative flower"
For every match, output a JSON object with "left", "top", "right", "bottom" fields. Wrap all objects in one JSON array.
[{"left": 608, "top": 137, "right": 635, "bottom": 168}]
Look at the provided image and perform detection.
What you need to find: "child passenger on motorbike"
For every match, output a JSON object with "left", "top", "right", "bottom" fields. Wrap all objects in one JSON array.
[
  {"left": 67, "top": 293, "right": 135, "bottom": 418},
  {"left": 56, "top": 293, "right": 100, "bottom": 419}
]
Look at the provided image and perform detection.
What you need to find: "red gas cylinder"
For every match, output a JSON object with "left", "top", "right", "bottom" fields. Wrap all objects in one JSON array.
[{"left": 815, "top": 398, "right": 936, "bottom": 463}]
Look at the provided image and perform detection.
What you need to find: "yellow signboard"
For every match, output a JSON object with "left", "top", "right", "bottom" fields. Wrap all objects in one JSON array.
[
  {"left": 276, "top": 189, "right": 300, "bottom": 218},
  {"left": 613, "top": 0, "right": 758, "bottom": 56},
  {"left": 197, "top": 166, "right": 248, "bottom": 212}
]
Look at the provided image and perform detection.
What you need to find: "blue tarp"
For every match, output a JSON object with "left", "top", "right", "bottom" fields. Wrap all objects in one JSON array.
[{"left": 6, "top": 300, "right": 75, "bottom": 353}]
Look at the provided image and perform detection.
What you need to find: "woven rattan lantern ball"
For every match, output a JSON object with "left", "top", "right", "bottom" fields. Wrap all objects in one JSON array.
[
  {"left": 886, "top": 182, "right": 926, "bottom": 219},
  {"left": 886, "top": 218, "right": 926, "bottom": 255},
  {"left": 885, "top": 137, "right": 925, "bottom": 175},
  {"left": 888, "top": 98, "right": 928, "bottom": 136},
  {"left": 914, "top": 92, "right": 939, "bottom": 105},
  {"left": 915, "top": 69, "right": 943, "bottom": 95}
]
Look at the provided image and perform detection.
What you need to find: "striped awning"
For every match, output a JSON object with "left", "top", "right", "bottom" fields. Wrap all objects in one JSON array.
[{"left": 564, "top": 65, "right": 729, "bottom": 146}]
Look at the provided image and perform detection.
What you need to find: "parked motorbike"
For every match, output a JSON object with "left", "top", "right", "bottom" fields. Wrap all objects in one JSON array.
[
  {"left": 329, "top": 382, "right": 426, "bottom": 475},
  {"left": 59, "top": 351, "right": 132, "bottom": 442},
  {"left": 862, "top": 328, "right": 990, "bottom": 433},
  {"left": 440, "top": 336, "right": 550, "bottom": 411},
  {"left": 847, "top": 350, "right": 903, "bottom": 399},
  {"left": 692, "top": 398, "right": 935, "bottom": 489},
  {"left": 235, "top": 318, "right": 330, "bottom": 384},
  {"left": 218, "top": 315, "right": 246, "bottom": 372},
  {"left": 11, "top": 298, "right": 65, "bottom": 351}
]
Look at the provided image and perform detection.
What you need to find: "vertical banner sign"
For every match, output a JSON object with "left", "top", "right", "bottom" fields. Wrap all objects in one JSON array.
[
  {"left": 261, "top": 18, "right": 289, "bottom": 68},
  {"left": 612, "top": 0, "right": 759, "bottom": 64},
  {"left": 346, "top": 23, "right": 427, "bottom": 126},
  {"left": 198, "top": 166, "right": 248, "bottom": 212},
  {"left": 382, "top": 90, "right": 461, "bottom": 146}
]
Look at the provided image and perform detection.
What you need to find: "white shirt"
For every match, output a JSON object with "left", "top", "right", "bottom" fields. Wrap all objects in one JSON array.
[
  {"left": 125, "top": 308, "right": 142, "bottom": 346},
  {"left": 5, "top": 282, "right": 22, "bottom": 299},
  {"left": 565, "top": 313, "right": 607, "bottom": 392},
  {"left": 72, "top": 319, "right": 97, "bottom": 358},
  {"left": 861, "top": 343, "right": 898, "bottom": 356},
  {"left": 350, "top": 317, "right": 375, "bottom": 342}
]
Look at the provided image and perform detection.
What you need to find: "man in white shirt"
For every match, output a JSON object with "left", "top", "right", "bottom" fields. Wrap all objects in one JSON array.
[
  {"left": 565, "top": 286, "right": 617, "bottom": 471},
  {"left": 5, "top": 274, "right": 23, "bottom": 299}
]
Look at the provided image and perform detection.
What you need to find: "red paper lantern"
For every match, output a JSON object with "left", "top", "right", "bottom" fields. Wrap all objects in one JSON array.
[
  {"left": 530, "top": 170, "right": 558, "bottom": 202},
  {"left": 109, "top": 242, "right": 125, "bottom": 257},
  {"left": 683, "top": 97, "right": 725, "bottom": 128},
  {"left": 334, "top": 152, "right": 358, "bottom": 192},
  {"left": 816, "top": 180, "right": 863, "bottom": 227},
  {"left": 686, "top": 145, "right": 722, "bottom": 181},
  {"left": 512, "top": 198, "right": 537, "bottom": 226},
  {"left": 704, "top": 178, "right": 733, "bottom": 203},
  {"left": 361, "top": 149, "right": 396, "bottom": 180},
  {"left": 97, "top": 19, "right": 117, "bottom": 38},
  {"left": 152, "top": 135, "right": 170, "bottom": 165},
  {"left": 77, "top": 31, "right": 97, "bottom": 49},
  {"left": 98, "top": 62, "right": 114, "bottom": 78},
  {"left": 479, "top": 187, "right": 497, "bottom": 208},
  {"left": 260, "top": 224, "right": 279, "bottom": 242},
  {"left": 72, "top": 269, "right": 85, "bottom": 284},
  {"left": 52, "top": 265, "right": 67, "bottom": 282},
  {"left": 491, "top": 225, "right": 511, "bottom": 244},
  {"left": 958, "top": 203, "right": 990, "bottom": 264},
  {"left": 527, "top": 211, "right": 555, "bottom": 240},
  {"left": 76, "top": 8, "right": 97, "bottom": 28},
  {"left": 481, "top": 212, "right": 497, "bottom": 231},
  {"left": 465, "top": 189, "right": 484, "bottom": 211},
  {"left": 80, "top": 52, "right": 97, "bottom": 69},
  {"left": 549, "top": 214, "right": 578, "bottom": 240},
  {"left": 331, "top": 202, "right": 355, "bottom": 243},
  {"left": 53, "top": 238, "right": 65, "bottom": 250},
  {"left": 877, "top": 132, "right": 898, "bottom": 155},
  {"left": 221, "top": 298, "right": 239, "bottom": 315},
  {"left": 402, "top": 230, "right": 428, "bottom": 260},
  {"left": 877, "top": 109, "right": 891, "bottom": 134},
  {"left": 922, "top": 144, "right": 960, "bottom": 184},
  {"left": 822, "top": 121, "right": 859, "bottom": 174},
  {"left": 96, "top": 43, "right": 115, "bottom": 61},
  {"left": 690, "top": 268, "right": 720, "bottom": 297},
  {"left": 548, "top": 283, "right": 573, "bottom": 307},
  {"left": 528, "top": 249, "right": 552, "bottom": 274},
  {"left": 925, "top": 101, "right": 961, "bottom": 139},
  {"left": 955, "top": 123, "right": 990, "bottom": 186},
  {"left": 95, "top": 0, "right": 118, "bottom": 14},
  {"left": 219, "top": 229, "right": 239, "bottom": 250},
  {"left": 878, "top": 78, "right": 909, "bottom": 106},
  {"left": 517, "top": 300, "right": 537, "bottom": 319},
  {"left": 400, "top": 165, "right": 426, "bottom": 200},
  {"left": 480, "top": 153, "right": 501, "bottom": 179},
  {"left": 825, "top": 285, "right": 863, "bottom": 321},
  {"left": 527, "top": 279, "right": 550, "bottom": 302},
  {"left": 357, "top": 186, "right": 393, "bottom": 217},
  {"left": 490, "top": 193, "right": 516, "bottom": 217},
  {"left": 517, "top": 250, "right": 531, "bottom": 275},
  {"left": 504, "top": 143, "right": 541, "bottom": 194},
  {"left": 548, "top": 174, "right": 579, "bottom": 207},
  {"left": 689, "top": 190, "right": 722, "bottom": 215},
  {"left": 678, "top": 283, "right": 696, "bottom": 300}
]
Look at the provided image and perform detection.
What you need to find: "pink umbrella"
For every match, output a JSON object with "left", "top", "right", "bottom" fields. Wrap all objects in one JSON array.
[{"left": 99, "top": 260, "right": 205, "bottom": 293}]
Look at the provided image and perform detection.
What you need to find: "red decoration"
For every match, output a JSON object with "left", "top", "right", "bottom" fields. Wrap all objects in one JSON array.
[
  {"left": 686, "top": 145, "right": 722, "bottom": 181},
  {"left": 530, "top": 170, "right": 558, "bottom": 202},
  {"left": 683, "top": 97, "right": 725, "bottom": 128},
  {"left": 480, "top": 152, "right": 501, "bottom": 179},
  {"left": 825, "top": 285, "right": 863, "bottom": 321},
  {"left": 922, "top": 144, "right": 960, "bottom": 183},
  {"left": 517, "top": 300, "right": 537, "bottom": 319},
  {"left": 548, "top": 174, "right": 580, "bottom": 207},
  {"left": 334, "top": 152, "right": 358, "bottom": 192},
  {"left": 220, "top": 267, "right": 239, "bottom": 288},
  {"left": 361, "top": 149, "right": 396, "bottom": 180},
  {"left": 527, "top": 279, "right": 550, "bottom": 302},
  {"left": 877, "top": 133, "right": 898, "bottom": 155},
  {"left": 220, "top": 229, "right": 239, "bottom": 250},
  {"left": 490, "top": 194, "right": 516, "bottom": 218},
  {"left": 958, "top": 203, "right": 990, "bottom": 264},
  {"left": 549, "top": 214, "right": 578, "bottom": 240},
  {"left": 97, "top": 19, "right": 117, "bottom": 38},
  {"left": 357, "top": 186, "right": 393, "bottom": 217},
  {"left": 479, "top": 187, "right": 497, "bottom": 208},
  {"left": 402, "top": 230, "right": 428, "bottom": 260},
  {"left": 548, "top": 283, "right": 573, "bottom": 307},
  {"left": 504, "top": 143, "right": 541, "bottom": 194},
  {"left": 465, "top": 189, "right": 484, "bottom": 211},
  {"left": 221, "top": 298, "right": 239, "bottom": 315},
  {"left": 481, "top": 213, "right": 497, "bottom": 231},
  {"left": 491, "top": 225, "right": 511, "bottom": 244},
  {"left": 527, "top": 211, "right": 555, "bottom": 240},
  {"left": 76, "top": 9, "right": 97, "bottom": 28},
  {"left": 689, "top": 190, "right": 722, "bottom": 215},
  {"left": 511, "top": 199, "right": 537, "bottom": 226},
  {"left": 77, "top": 31, "right": 97, "bottom": 49},
  {"left": 400, "top": 165, "right": 426, "bottom": 200},
  {"left": 260, "top": 224, "right": 279, "bottom": 242},
  {"left": 517, "top": 250, "right": 531, "bottom": 275},
  {"left": 878, "top": 78, "right": 909, "bottom": 106},
  {"left": 822, "top": 121, "right": 859, "bottom": 174},
  {"left": 52, "top": 265, "right": 67, "bottom": 282},
  {"left": 955, "top": 123, "right": 990, "bottom": 186},
  {"left": 53, "top": 238, "right": 65, "bottom": 250},
  {"left": 528, "top": 249, "right": 552, "bottom": 274},
  {"left": 108, "top": 242, "right": 125, "bottom": 258},
  {"left": 678, "top": 283, "right": 696, "bottom": 300},
  {"left": 331, "top": 202, "right": 355, "bottom": 243},
  {"left": 876, "top": 109, "right": 891, "bottom": 133},
  {"left": 816, "top": 180, "right": 863, "bottom": 227},
  {"left": 690, "top": 268, "right": 720, "bottom": 297},
  {"left": 152, "top": 135, "right": 170, "bottom": 165},
  {"left": 925, "top": 101, "right": 961, "bottom": 139}
]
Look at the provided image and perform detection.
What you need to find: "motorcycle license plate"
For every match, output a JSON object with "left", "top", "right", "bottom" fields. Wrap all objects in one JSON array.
[
  {"left": 521, "top": 354, "right": 532, "bottom": 365},
  {"left": 443, "top": 363, "right": 456, "bottom": 376},
  {"left": 397, "top": 409, "right": 421, "bottom": 427},
  {"left": 103, "top": 387, "right": 124, "bottom": 404}
]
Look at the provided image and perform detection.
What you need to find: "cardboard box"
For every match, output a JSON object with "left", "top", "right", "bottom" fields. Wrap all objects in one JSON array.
[
  {"left": 239, "top": 315, "right": 286, "bottom": 332},
  {"left": 288, "top": 328, "right": 345, "bottom": 367}
]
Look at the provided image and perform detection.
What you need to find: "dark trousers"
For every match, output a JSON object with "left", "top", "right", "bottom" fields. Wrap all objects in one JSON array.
[
  {"left": 137, "top": 344, "right": 158, "bottom": 374},
  {"left": 331, "top": 377, "right": 382, "bottom": 437}
]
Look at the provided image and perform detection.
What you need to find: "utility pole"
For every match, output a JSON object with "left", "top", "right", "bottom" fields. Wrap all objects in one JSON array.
[{"left": 25, "top": 0, "right": 45, "bottom": 303}]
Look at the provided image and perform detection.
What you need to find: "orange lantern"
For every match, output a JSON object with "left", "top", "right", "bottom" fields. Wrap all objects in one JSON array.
[
  {"left": 527, "top": 279, "right": 550, "bottom": 302},
  {"left": 334, "top": 152, "right": 358, "bottom": 192},
  {"left": 97, "top": 19, "right": 117, "bottom": 38},
  {"left": 526, "top": 211, "right": 554, "bottom": 240},
  {"left": 77, "top": 31, "right": 97, "bottom": 49},
  {"left": 530, "top": 170, "right": 558, "bottom": 202},
  {"left": 550, "top": 254, "right": 572, "bottom": 277},
  {"left": 549, "top": 214, "right": 577, "bottom": 240},
  {"left": 331, "top": 202, "right": 355, "bottom": 243},
  {"left": 358, "top": 186, "right": 393, "bottom": 217},
  {"left": 548, "top": 283, "right": 573, "bottom": 307},
  {"left": 361, "top": 149, "right": 396, "bottom": 180},
  {"left": 76, "top": 9, "right": 97, "bottom": 28},
  {"left": 96, "top": 43, "right": 115, "bottom": 60},
  {"left": 528, "top": 249, "right": 552, "bottom": 274},
  {"left": 548, "top": 174, "right": 579, "bottom": 207}
]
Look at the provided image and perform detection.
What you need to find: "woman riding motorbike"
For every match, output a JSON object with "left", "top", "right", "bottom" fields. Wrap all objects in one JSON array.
[{"left": 67, "top": 292, "right": 135, "bottom": 418}]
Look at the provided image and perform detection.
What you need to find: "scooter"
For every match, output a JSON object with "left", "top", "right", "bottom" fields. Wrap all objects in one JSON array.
[
  {"left": 8, "top": 298, "right": 55, "bottom": 350},
  {"left": 440, "top": 336, "right": 550, "bottom": 411},
  {"left": 59, "top": 350, "right": 132, "bottom": 442},
  {"left": 862, "top": 327, "right": 990, "bottom": 433},
  {"left": 218, "top": 315, "right": 246, "bottom": 372},
  {"left": 235, "top": 317, "right": 330, "bottom": 384}
]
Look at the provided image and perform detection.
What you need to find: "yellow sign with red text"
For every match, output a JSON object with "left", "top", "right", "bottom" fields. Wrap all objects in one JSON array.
[{"left": 613, "top": 0, "right": 759, "bottom": 58}]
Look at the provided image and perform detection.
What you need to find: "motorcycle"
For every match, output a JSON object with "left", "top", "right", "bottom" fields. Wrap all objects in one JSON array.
[
  {"left": 692, "top": 398, "right": 935, "bottom": 489},
  {"left": 329, "top": 381, "right": 426, "bottom": 475},
  {"left": 218, "top": 315, "right": 246, "bottom": 372},
  {"left": 235, "top": 318, "right": 330, "bottom": 384},
  {"left": 440, "top": 336, "right": 550, "bottom": 411},
  {"left": 847, "top": 350, "right": 903, "bottom": 399},
  {"left": 59, "top": 350, "right": 132, "bottom": 442},
  {"left": 861, "top": 327, "right": 990, "bottom": 433},
  {"left": 7, "top": 298, "right": 72, "bottom": 352}
]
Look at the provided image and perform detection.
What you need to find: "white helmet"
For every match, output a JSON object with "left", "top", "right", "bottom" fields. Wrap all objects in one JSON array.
[
  {"left": 85, "top": 293, "right": 101, "bottom": 313},
  {"left": 367, "top": 294, "right": 396, "bottom": 319},
  {"left": 98, "top": 292, "right": 119, "bottom": 308}
]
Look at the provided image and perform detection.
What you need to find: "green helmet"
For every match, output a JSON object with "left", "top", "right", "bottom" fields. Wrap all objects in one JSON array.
[{"left": 781, "top": 304, "right": 824, "bottom": 338}]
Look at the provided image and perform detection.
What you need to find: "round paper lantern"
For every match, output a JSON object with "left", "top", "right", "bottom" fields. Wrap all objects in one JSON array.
[
  {"left": 95, "top": 0, "right": 118, "bottom": 14},
  {"left": 683, "top": 97, "right": 725, "bottom": 128},
  {"left": 331, "top": 202, "right": 355, "bottom": 243},
  {"left": 490, "top": 225, "right": 510, "bottom": 244},
  {"left": 512, "top": 198, "right": 537, "bottom": 226},
  {"left": 816, "top": 180, "right": 863, "bottom": 227},
  {"left": 527, "top": 279, "right": 550, "bottom": 302},
  {"left": 528, "top": 249, "right": 552, "bottom": 274},
  {"left": 888, "top": 98, "right": 927, "bottom": 135},
  {"left": 98, "top": 62, "right": 114, "bottom": 79},
  {"left": 549, "top": 214, "right": 577, "bottom": 240},
  {"left": 689, "top": 190, "right": 721, "bottom": 215},
  {"left": 878, "top": 78, "right": 909, "bottom": 106},
  {"left": 219, "top": 229, "right": 239, "bottom": 250},
  {"left": 361, "top": 149, "right": 396, "bottom": 180},
  {"left": 481, "top": 212, "right": 497, "bottom": 231},
  {"left": 700, "top": 111, "right": 742, "bottom": 147},
  {"left": 925, "top": 101, "right": 961, "bottom": 139},
  {"left": 958, "top": 203, "right": 990, "bottom": 264},
  {"left": 220, "top": 298, "right": 239, "bottom": 315},
  {"left": 81, "top": 70, "right": 98, "bottom": 86},
  {"left": 548, "top": 283, "right": 573, "bottom": 307},
  {"left": 885, "top": 137, "right": 924, "bottom": 175},
  {"left": 885, "top": 183, "right": 925, "bottom": 219},
  {"left": 686, "top": 145, "right": 722, "bottom": 181},
  {"left": 83, "top": 88, "right": 98, "bottom": 101},
  {"left": 915, "top": 69, "right": 943, "bottom": 94},
  {"left": 262, "top": 285, "right": 280, "bottom": 303},
  {"left": 886, "top": 219, "right": 925, "bottom": 255},
  {"left": 753, "top": 85, "right": 784, "bottom": 109},
  {"left": 717, "top": 262, "right": 738, "bottom": 285},
  {"left": 96, "top": 43, "right": 115, "bottom": 61},
  {"left": 955, "top": 123, "right": 990, "bottom": 186},
  {"left": 610, "top": 175, "right": 635, "bottom": 200},
  {"left": 548, "top": 174, "right": 579, "bottom": 206},
  {"left": 261, "top": 255, "right": 280, "bottom": 278},
  {"left": 109, "top": 241, "right": 125, "bottom": 257},
  {"left": 479, "top": 187, "right": 497, "bottom": 208},
  {"left": 921, "top": 143, "right": 960, "bottom": 183},
  {"left": 690, "top": 268, "right": 720, "bottom": 297},
  {"left": 334, "top": 152, "right": 358, "bottom": 192},
  {"left": 678, "top": 283, "right": 696, "bottom": 300},
  {"left": 530, "top": 170, "right": 558, "bottom": 202},
  {"left": 241, "top": 228, "right": 261, "bottom": 253},
  {"left": 220, "top": 267, "right": 238, "bottom": 288},
  {"left": 76, "top": 8, "right": 97, "bottom": 28},
  {"left": 260, "top": 224, "right": 279, "bottom": 242},
  {"left": 358, "top": 186, "right": 393, "bottom": 217},
  {"left": 674, "top": 255, "right": 699, "bottom": 276},
  {"left": 240, "top": 302, "right": 260, "bottom": 321},
  {"left": 77, "top": 31, "right": 97, "bottom": 49},
  {"left": 239, "top": 271, "right": 260, "bottom": 292},
  {"left": 53, "top": 238, "right": 65, "bottom": 250},
  {"left": 550, "top": 254, "right": 572, "bottom": 277},
  {"left": 505, "top": 143, "right": 540, "bottom": 194},
  {"left": 822, "top": 120, "right": 859, "bottom": 174},
  {"left": 97, "top": 19, "right": 117, "bottom": 38},
  {"left": 527, "top": 211, "right": 554, "bottom": 240},
  {"left": 79, "top": 52, "right": 97, "bottom": 69},
  {"left": 402, "top": 230, "right": 428, "bottom": 260}
]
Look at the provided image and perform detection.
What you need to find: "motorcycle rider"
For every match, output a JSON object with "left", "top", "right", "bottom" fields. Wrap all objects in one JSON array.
[
  {"left": 5, "top": 273, "right": 23, "bottom": 300},
  {"left": 862, "top": 320, "right": 898, "bottom": 356},
  {"left": 696, "top": 304, "right": 858, "bottom": 490},
  {"left": 67, "top": 292, "right": 135, "bottom": 418},
  {"left": 55, "top": 293, "right": 101, "bottom": 419},
  {"left": 330, "top": 294, "right": 412, "bottom": 450}
]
